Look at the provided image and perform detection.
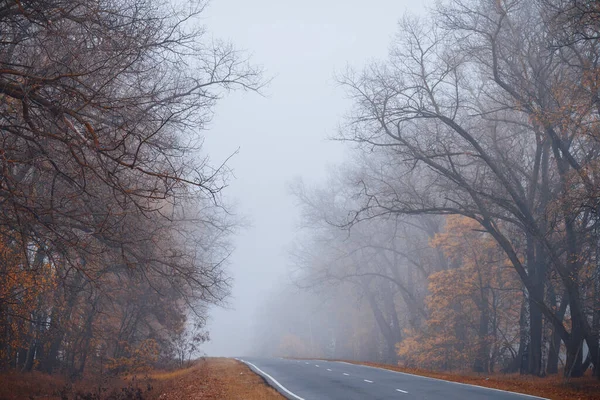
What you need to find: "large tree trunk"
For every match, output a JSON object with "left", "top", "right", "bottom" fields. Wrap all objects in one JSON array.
[
  {"left": 39, "top": 308, "right": 64, "bottom": 374},
  {"left": 504, "top": 296, "right": 529, "bottom": 373},
  {"left": 526, "top": 235, "right": 544, "bottom": 376},
  {"left": 547, "top": 329, "right": 562, "bottom": 375},
  {"left": 473, "top": 266, "right": 490, "bottom": 373},
  {"left": 21, "top": 338, "right": 36, "bottom": 372},
  {"left": 563, "top": 276, "right": 587, "bottom": 377},
  {"left": 551, "top": 143, "right": 598, "bottom": 378},
  {"left": 77, "top": 301, "right": 97, "bottom": 377},
  {"left": 547, "top": 288, "right": 568, "bottom": 374},
  {"left": 565, "top": 336, "right": 584, "bottom": 377}
]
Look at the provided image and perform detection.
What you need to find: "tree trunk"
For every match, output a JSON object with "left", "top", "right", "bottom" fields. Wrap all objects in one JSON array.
[
  {"left": 77, "top": 301, "right": 97, "bottom": 376},
  {"left": 505, "top": 296, "right": 528, "bottom": 373},
  {"left": 473, "top": 270, "right": 490, "bottom": 373},
  {"left": 365, "top": 288, "right": 399, "bottom": 364},
  {"left": 527, "top": 235, "right": 544, "bottom": 376},
  {"left": 563, "top": 277, "right": 587, "bottom": 377},
  {"left": 565, "top": 336, "right": 584, "bottom": 378},
  {"left": 593, "top": 230, "right": 600, "bottom": 377},
  {"left": 21, "top": 338, "right": 36, "bottom": 372},
  {"left": 39, "top": 309, "right": 64, "bottom": 374},
  {"left": 473, "top": 303, "right": 490, "bottom": 372},
  {"left": 547, "top": 287, "right": 568, "bottom": 374}
]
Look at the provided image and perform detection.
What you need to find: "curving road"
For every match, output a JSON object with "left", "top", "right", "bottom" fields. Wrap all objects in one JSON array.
[{"left": 237, "top": 357, "right": 548, "bottom": 400}]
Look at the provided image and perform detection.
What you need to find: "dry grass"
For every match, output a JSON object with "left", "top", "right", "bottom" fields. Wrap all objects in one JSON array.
[
  {"left": 0, "top": 370, "right": 143, "bottom": 399},
  {"left": 0, "top": 370, "right": 67, "bottom": 399},
  {"left": 150, "top": 365, "right": 199, "bottom": 382},
  {"left": 0, "top": 358, "right": 281, "bottom": 400},
  {"left": 339, "top": 360, "right": 600, "bottom": 400},
  {"left": 153, "top": 358, "right": 284, "bottom": 400}
]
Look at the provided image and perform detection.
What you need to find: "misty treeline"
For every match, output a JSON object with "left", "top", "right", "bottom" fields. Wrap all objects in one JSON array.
[
  {"left": 258, "top": 0, "right": 600, "bottom": 378},
  {"left": 0, "top": 0, "right": 261, "bottom": 376}
]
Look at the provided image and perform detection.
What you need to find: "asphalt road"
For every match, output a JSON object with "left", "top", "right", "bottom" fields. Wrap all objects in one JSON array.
[{"left": 237, "top": 357, "right": 548, "bottom": 400}]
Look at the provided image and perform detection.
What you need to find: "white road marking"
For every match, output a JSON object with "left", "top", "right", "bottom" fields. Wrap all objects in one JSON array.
[
  {"left": 315, "top": 364, "right": 320, "bottom": 367},
  {"left": 327, "top": 368, "right": 332, "bottom": 371},
  {"left": 396, "top": 389, "right": 408, "bottom": 393},
  {"left": 343, "top": 373, "right": 349, "bottom": 376},
  {"left": 239, "top": 359, "right": 305, "bottom": 400},
  {"left": 305, "top": 362, "right": 309, "bottom": 364},
  {"left": 364, "top": 379, "right": 374, "bottom": 383},
  {"left": 335, "top": 361, "right": 548, "bottom": 399}
]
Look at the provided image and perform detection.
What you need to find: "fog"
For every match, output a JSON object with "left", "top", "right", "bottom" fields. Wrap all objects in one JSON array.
[
  {"left": 201, "top": 0, "right": 429, "bottom": 357},
  {"left": 2, "top": 0, "right": 597, "bottom": 385},
  {"left": 196, "top": 0, "right": 600, "bottom": 378}
]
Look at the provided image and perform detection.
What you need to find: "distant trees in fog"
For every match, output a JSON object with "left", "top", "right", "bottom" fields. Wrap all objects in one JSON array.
[{"left": 262, "top": 0, "right": 600, "bottom": 378}]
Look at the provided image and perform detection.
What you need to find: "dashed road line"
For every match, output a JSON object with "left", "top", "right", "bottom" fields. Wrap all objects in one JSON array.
[
  {"left": 343, "top": 373, "right": 349, "bottom": 376},
  {"left": 335, "top": 361, "right": 548, "bottom": 399},
  {"left": 364, "top": 379, "right": 374, "bottom": 383},
  {"left": 315, "top": 364, "right": 320, "bottom": 367},
  {"left": 396, "top": 389, "right": 408, "bottom": 393},
  {"left": 326, "top": 368, "right": 332, "bottom": 371}
]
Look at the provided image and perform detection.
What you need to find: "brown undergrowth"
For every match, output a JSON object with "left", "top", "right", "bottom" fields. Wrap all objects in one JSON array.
[
  {"left": 0, "top": 370, "right": 153, "bottom": 399},
  {"left": 339, "top": 360, "right": 600, "bottom": 400},
  {"left": 152, "top": 358, "right": 283, "bottom": 400},
  {"left": 0, "top": 358, "right": 282, "bottom": 400}
]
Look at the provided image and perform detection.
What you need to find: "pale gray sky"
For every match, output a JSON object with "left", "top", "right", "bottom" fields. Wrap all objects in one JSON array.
[{"left": 201, "top": 0, "right": 429, "bottom": 356}]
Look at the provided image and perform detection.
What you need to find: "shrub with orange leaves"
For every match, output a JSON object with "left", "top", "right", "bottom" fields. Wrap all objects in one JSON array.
[{"left": 107, "top": 339, "right": 160, "bottom": 375}]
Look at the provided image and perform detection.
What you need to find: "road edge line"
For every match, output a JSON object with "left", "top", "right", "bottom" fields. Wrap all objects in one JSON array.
[
  {"left": 334, "top": 361, "right": 549, "bottom": 400},
  {"left": 236, "top": 358, "right": 305, "bottom": 400}
]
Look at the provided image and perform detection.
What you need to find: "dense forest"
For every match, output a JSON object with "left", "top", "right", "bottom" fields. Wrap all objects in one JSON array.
[
  {"left": 0, "top": 0, "right": 262, "bottom": 376},
  {"left": 255, "top": 0, "right": 600, "bottom": 379}
]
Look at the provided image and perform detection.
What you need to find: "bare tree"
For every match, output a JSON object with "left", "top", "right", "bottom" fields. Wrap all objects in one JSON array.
[
  {"left": 334, "top": 0, "right": 600, "bottom": 377},
  {"left": 0, "top": 0, "right": 262, "bottom": 374}
]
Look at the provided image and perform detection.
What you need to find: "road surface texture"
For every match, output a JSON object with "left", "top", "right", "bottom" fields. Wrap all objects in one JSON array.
[{"left": 236, "top": 358, "right": 548, "bottom": 400}]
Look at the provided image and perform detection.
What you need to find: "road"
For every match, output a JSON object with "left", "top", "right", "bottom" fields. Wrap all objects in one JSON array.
[{"left": 237, "top": 358, "right": 548, "bottom": 400}]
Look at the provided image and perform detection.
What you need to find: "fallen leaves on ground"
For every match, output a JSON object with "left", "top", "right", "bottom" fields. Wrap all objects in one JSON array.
[
  {"left": 339, "top": 360, "right": 600, "bottom": 400},
  {"left": 152, "top": 358, "right": 283, "bottom": 400},
  {"left": 0, "top": 358, "right": 282, "bottom": 400}
]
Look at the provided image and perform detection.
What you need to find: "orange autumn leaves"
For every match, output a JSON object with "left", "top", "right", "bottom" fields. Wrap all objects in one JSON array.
[
  {"left": 0, "top": 237, "right": 56, "bottom": 364},
  {"left": 397, "top": 216, "right": 522, "bottom": 372}
]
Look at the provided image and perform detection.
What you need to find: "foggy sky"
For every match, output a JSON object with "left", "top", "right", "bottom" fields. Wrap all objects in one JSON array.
[{"left": 201, "top": 0, "right": 430, "bottom": 357}]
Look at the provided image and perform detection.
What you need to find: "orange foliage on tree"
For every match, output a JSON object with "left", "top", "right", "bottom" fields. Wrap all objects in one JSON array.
[
  {"left": 0, "top": 234, "right": 56, "bottom": 368},
  {"left": 107, "top": 339, "right": 160, "bottom": 375},
  {"left": 397, "top": 216, "right": 522, "bottom": 373}
]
